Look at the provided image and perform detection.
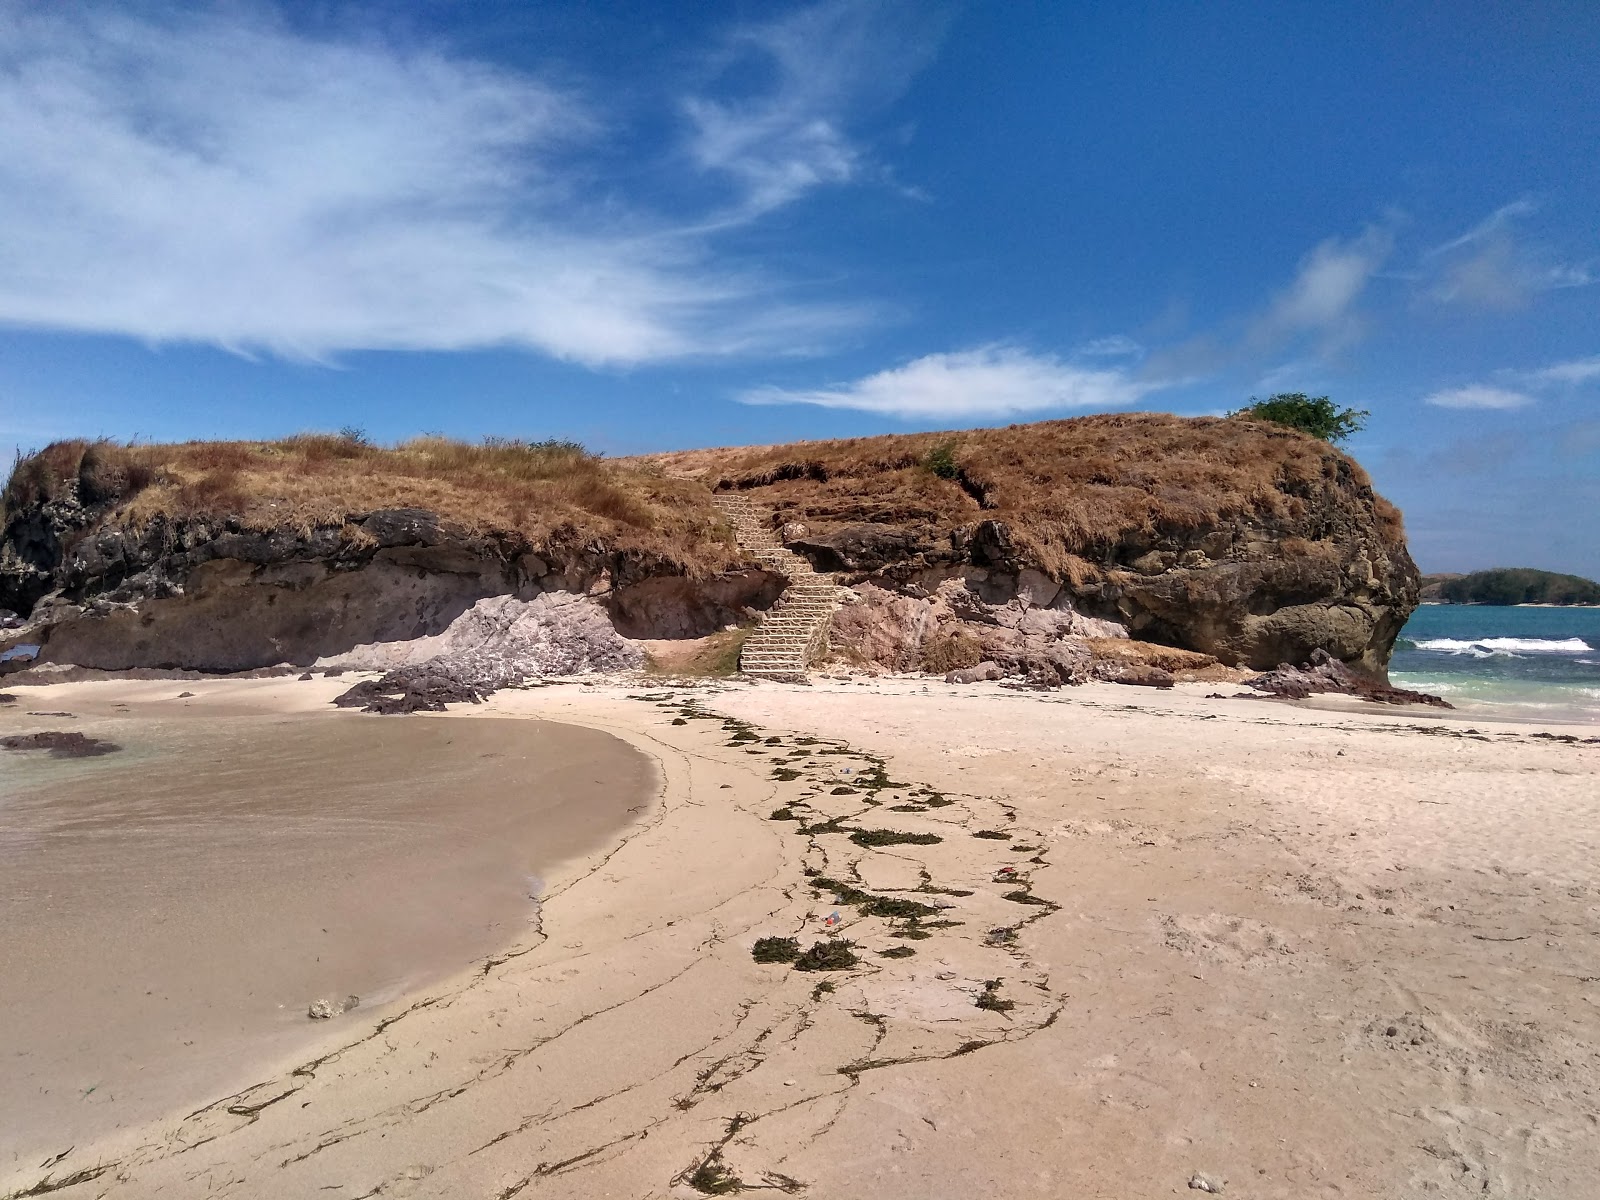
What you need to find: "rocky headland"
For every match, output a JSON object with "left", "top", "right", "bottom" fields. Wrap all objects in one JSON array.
[{"left": 0, "top": 415, "right": 1424, "bottom": 703}]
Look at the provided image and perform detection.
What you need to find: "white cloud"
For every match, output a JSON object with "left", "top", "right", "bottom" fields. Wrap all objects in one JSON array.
[
  {"left": 0, "top": 4, "right": 911, "bottom": 365},
  {"left": 1422, "top": 385, "right": 1535, "bottom": 410},
  {"left": 1423, "top": 354, "right": 1600, "bottom": 414},
  {"left": 1428, "top": 198, "right": 1538, "bottom": 257},
  {"left": 740, "top": 345, "right": 1154, "bottom": 419},
  {"left": 1254, "top": 227, "right": 1392, "bottom": 339},
  {"left": 1425, "top": 198, "right": 1596, "bottom": 310},
  {"left": 1527, "top": 355, "right": 1600, "bottom": 386},
  {"left": 683, "top": 0, "right": 943, "bottom": 219}
]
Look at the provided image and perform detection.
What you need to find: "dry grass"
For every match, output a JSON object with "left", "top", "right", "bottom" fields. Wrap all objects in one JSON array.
[
  {"left": 4, "top": 434, "right": 740, "bottom": 575},
  {"left": 919, "top": 631, "right": 984, "bottom": 673},
  {"left": 632, "top": 413, "right": 1405, "bottom": 577},
  {"left": 6, "top": 414, "right": 1405, "bottom": 585},
  {"left": 641, "top": 626, "right": 752, "bottom": 676}
]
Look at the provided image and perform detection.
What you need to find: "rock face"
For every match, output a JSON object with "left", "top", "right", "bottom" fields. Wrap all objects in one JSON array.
[
  {"left": 2, "top": 416, "right": 1421, "bottom": 683},
  {"left": 829, "top": 579, "right": 1108, "bottom": 685},
  {"left": 810, "top": 515, "right": 1413, "bottom": 677},
  {"left": 0, "top": 496, "right": 774, "bottom": 673},
  {"left": 676, "top": 414, "right": 1420, "bottom": 677}
]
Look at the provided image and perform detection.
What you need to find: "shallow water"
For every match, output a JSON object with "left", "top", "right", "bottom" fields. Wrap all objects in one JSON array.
[
  {"left": 1391, "top": 605, "right": 1600, "bottom": 723},
  {"left": 0, "top": 705, "right": 654, "bottom": 1167}
]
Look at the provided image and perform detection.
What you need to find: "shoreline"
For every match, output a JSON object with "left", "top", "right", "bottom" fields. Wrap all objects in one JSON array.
[
  {"left": 5, "top": 674, "right": 1598, "bottom": 1198},
  {"left": 0, "top": 679, "right": 659, "bottom": 1179}
]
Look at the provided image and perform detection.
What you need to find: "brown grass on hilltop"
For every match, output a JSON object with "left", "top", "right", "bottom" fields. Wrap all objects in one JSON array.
[
  {"left": 3, "top": 434, "right": 739, "bottom": 574},
  {"left": 6, "top": 413, "right": 1405, "bottom": 583},
  {"left": 632, "top": 412, "right": 1405, "bottom": 577}
]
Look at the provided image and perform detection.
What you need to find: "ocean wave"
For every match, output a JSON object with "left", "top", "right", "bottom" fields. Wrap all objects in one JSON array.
[{"left": 1410, "top": 636, "right": 1593, "bottom": 656}]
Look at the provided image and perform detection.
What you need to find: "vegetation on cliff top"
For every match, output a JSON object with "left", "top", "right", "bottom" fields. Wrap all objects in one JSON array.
[
  {"left": 5, "top": 413, "right": 1404, "bottom": 586},
  {"left": 635, "top": 411, "right": 1405, "bottom": 581},
  {"left": 1227, "top": 393, "right": 1369, "bottom": 445},
  {"left": 3, "top": 433, "right": 739, "bottom": 575},
  {"left": 1421, "top": 568, "right": 1600, "bottom": 606}
]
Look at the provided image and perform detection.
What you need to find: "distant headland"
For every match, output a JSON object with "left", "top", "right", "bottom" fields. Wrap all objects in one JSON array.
[{"left": 1421, "top": 568, "right": 1600, "bottom": 606}]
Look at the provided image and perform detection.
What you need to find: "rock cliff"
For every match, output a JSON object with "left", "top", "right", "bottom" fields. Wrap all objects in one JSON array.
[
  {"left": 643, "top": 413, "right": 1419, "bottom": 676},
  {"left": 1, "top": 416, "right": 1419, "bottom": 681}
]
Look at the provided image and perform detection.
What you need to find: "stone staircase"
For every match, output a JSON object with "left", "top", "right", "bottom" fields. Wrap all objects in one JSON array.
[{"left": 711, "top": 493, "right": 844, "bottom": 681}]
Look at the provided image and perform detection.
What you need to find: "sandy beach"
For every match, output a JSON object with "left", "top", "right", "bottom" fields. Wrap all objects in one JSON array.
[
  {"left": 0, "top": 684, "right": 654, "bottom": 1179},
  {"left": 3, "top": 674, "right": 1597, "bottom": 1199}
]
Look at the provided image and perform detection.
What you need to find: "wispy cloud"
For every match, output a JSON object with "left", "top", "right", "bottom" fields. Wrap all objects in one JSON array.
[
  {"left": 1424, "top": 353, "right": 1600, "bottom": 412},
  {"left": 740, "top": 344, "right": 1155, "bottom": 419},
  {"left": 1249, "top": 226, "right": 1392, "bottom": 350},
  {"left": 1527, "top": 355, "right": 1600, "bottom": 386},
  {"left": 1425, "top": 199, "right": 1596, "bottom": 310},
  {"left": 1427, "top": 198, "right": 1538, "bottom": 257},
  {"left": 1077, "top": 335, "right": 1144, "bottom": 360},
  {"left": 683, "top": 0, "right": 945, "bottom": 219},
  {"left": 0, "top": 3, "right": 927, "bottom": 365},
  {"left": 1422, "top": 385, "right": 1535, "bottom": 411}
]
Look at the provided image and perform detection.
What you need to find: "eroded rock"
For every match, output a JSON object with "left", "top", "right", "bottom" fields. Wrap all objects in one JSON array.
[{"left": 1246, "top": 649, "right": 1449, "bottom": 707}]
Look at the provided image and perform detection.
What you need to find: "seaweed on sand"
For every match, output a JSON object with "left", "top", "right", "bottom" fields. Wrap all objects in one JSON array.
[
  {"left": 1002, "top": 890, "right": 1052, "bottom": 906},
  {"left": 792, "top": 940, "right": 858, "bottom": 971},
  {"left": 975, "top": 979, "right": 1015, "bottom": 1012},
  {"left": 848, "top": 829, "right": 942, "bottom": 848},
  {"left": 688, "top": 1154, "right": 742, "bottom": 1194},
  {"left": 752, "top": 937, "right": 801, "bottom": 964},
  {"left": 809, "top": 877, "right": 939, "bottom": 921}
]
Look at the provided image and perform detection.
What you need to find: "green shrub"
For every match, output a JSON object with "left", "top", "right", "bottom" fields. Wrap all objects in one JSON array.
[
  {"left": 1228, "top": 393, "right": 1368, "bottom": 444},
  {"left": 925, "top": 440, "right": 960, "bottom": 479}
]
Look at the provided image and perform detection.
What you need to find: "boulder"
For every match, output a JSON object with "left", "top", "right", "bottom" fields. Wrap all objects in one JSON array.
[
  {"left": 1107, "top": 664, "right": 1175, "bottom": 689},
  {"left": 945, "top": 661, "right": 1004, "bottom": 684}
]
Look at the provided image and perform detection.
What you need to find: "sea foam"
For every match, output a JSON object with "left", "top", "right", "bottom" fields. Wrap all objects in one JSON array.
[{"left": 1411, "top": 636, "right": 1592, "bottom": 656}]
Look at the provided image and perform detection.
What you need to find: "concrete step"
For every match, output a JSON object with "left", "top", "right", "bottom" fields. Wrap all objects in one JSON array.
[{"left": 717, "top": 492, "right": 842, "bottom": 679}]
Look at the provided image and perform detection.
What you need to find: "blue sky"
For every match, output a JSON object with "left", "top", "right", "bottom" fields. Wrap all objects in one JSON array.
[{"left": 1, "top": 1, "right": 1596, "bottom": 575}]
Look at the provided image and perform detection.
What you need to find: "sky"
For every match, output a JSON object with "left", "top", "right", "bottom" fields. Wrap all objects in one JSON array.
[{"left": 0, "top": 1, "right": 1596, "bottom": 576}]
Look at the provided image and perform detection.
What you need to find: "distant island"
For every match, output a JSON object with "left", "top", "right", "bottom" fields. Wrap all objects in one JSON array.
[{"left": 1421, "top": 568, "right": 1600, "bottom": 606}]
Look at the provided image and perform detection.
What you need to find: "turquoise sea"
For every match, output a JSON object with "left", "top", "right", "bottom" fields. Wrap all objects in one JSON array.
[{"left": 1391, "top": 605, "right": 1600, "bottom": 724}]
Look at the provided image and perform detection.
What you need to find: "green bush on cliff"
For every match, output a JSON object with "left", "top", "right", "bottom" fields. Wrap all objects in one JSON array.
[{"left": 1229, "top": 393, "right": 1369, "bottom": 444}]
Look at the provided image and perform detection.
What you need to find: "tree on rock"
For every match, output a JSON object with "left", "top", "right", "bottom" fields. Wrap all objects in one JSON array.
[{"left": 1229, "top": 393, "right": 1369, "bottom": 444}]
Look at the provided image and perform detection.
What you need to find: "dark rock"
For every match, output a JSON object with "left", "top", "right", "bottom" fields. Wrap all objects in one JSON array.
[
  {"left": 1, "top": 730, "right": 121, "bottom": 758},
  {"left": 787, "top": 524, "right": 934, "bottom": 573},
  {"left": 298, "top": 672, "right": 314, "bottom": 681},
  {"left": 1246, "top": 649, "right": 1450, "bottom": 707},
  {"left": 332, "top": 666, "right": 487, "bottom": 714}
]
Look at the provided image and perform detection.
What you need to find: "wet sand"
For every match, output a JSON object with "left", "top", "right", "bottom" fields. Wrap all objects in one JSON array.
[{"left": 0, "top": 694, "right": 654, "bottom": 1171}]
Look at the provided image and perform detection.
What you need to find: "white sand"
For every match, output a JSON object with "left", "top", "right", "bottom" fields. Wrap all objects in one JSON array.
[{"left": 4, "top": 673, "right": 1597, "bottom": 1199}]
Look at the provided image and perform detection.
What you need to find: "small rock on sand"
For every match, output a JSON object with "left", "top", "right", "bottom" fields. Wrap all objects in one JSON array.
[
  {"left": 307, "top": 995, "right": 359, "bottom": 1020},
  {"left": 1188, "top": 1172, "right": 1224, "bottom": 1193}
]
